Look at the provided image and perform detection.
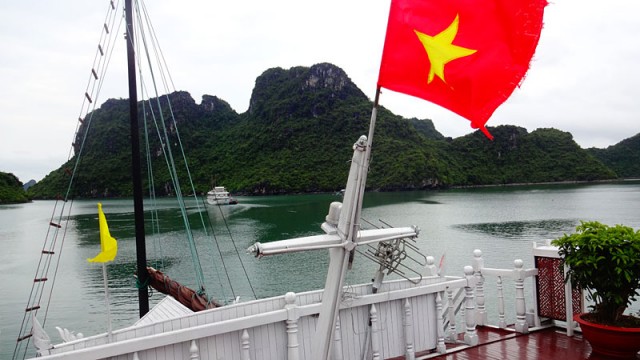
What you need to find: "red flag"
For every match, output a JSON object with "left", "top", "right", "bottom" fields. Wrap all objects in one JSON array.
[{"left": 377, "top": 0, "right": 547, "bottom": 139}]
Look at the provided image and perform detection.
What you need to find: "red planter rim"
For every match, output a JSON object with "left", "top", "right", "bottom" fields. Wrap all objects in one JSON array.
[{"left": 574, "top": 313, "right": 640, "bottom": 332}]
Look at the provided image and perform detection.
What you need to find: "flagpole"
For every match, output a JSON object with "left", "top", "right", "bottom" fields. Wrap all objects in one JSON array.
[
  {"left": 102, "top": 262, "right": 113, "bottom": 342},
  {"left": 312, "top": 87, "right": 383, "bottom": 360},
  {"left": 347, "top": 86, "right": 381, "bottom": 269},
  {"left": 366, "top": 87, "right": 381, "bottom": 159}
]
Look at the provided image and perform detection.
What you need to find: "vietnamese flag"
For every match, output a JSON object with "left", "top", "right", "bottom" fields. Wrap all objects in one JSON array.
[{"left": 378, "top": 0, "right": 547, "bottom": 139}]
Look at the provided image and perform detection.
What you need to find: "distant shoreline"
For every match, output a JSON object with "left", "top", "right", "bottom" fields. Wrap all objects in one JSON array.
[
  {"left": 449, "top": 178, "right": 640, "bottom": 190},
  {"left": 18, "top": 178, "right": 640, "bottom": 201}
]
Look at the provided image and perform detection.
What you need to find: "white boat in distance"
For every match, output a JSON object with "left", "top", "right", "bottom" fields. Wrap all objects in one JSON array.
[{"left": 206, "top": 186, "right": 238, "bottom": 206}]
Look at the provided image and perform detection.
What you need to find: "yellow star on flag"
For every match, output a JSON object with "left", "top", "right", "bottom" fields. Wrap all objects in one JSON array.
[{"left": 414, "top": 14, "right": 477, "bottom": 84}]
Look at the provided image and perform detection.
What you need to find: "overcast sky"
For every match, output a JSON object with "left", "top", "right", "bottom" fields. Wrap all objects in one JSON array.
[{"left": 1, "top": 0, "right": 639, "bottom": 182}]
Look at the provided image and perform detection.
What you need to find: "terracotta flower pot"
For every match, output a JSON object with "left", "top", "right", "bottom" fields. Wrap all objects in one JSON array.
[{"left": 574, "top": 313, "right": 640, "bottom": 359}]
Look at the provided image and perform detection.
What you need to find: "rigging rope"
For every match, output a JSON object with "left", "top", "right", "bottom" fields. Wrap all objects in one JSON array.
[
  {"left": 135, "top": 0, "right": 257, "bottom": 303},
  {"left": 201, "top": 200, "right": 237, "bottom": 301},
  {"left": 133, "top": 19, "right": 208, "bottom": 295},
  {"left": 12, "top": 2, "right": 122, "bottom": 359},
  {"left": 15, "top": 4, "right": 261, "bottom": 357},
  {"left": 213, "top": 202, "right": 259, "bottom": 300},
  {"left": 141, "top": 97, "right": 164, "bottom": 270}
]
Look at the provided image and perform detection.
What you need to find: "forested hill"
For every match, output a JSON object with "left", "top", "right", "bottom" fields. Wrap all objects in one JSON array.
[
  {"left": 28, "top": 63, "right": 630, "bottom": 198},
  {"left": 0, "top": 172, "right": 29, "bottom": 203},
  {"left": 587, "top": 133, "right": 640, "bottom": 178}
]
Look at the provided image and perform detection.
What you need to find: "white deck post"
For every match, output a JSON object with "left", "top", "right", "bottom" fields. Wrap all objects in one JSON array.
[
  {"left": 435, "top": 292, "right": 446, "bottom": 353},
  {"left": 403, "top": 299, "right": 415, "bottom": 360},
  {"left": 370, "top": 304, "right": 381, "bottom": 360},
  {"left": 333, "top": 315, "right": 344, "bottom": 360},
  {"left": 425, "top": 256, "right": 437, "bottom": 276},
  {"left": 241, "top": 329, "right": 251, "bottom": 360},
  {"left": 497, "top": 276, "right": 507, "bottom": 328},
  {"left": 564, "top": 263, "right": 575, "bottom": 336},
  {"left": 514, "top": 259, "right": 529, "bottom": 334},
  {"left": 284, "top": 292, "right": 301, "bottom": 360},
  {"left": 463, "top": 266, "right": 478, "bottom": 346},
  {"left": 530, "top": 241, "right": 542, "bottom": 328},
  {"left": 472, "top": 250, "right": 487, "bottom": 326}
]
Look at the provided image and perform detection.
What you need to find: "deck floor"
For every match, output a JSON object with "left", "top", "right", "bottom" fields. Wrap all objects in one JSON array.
[{"left": 428, "top": 326, "right": 640, "bottom": 360}]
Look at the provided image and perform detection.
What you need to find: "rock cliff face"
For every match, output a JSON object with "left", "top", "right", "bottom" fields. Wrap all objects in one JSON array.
[
  {"left": 201, "top": 95, "right": 233, "bottom": 113},
  {"left": 302, "top": 63, "right": 350, "bottom": 92},
  {"left": 247, "top": 63, "right": 367, "bottom": 117},
  {"left": 23, "top": 179, "right": 36, "bottom": 190}
]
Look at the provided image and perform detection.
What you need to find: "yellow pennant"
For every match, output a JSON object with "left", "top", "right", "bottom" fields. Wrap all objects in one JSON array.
[{"left": 87, "top": 203, "right": 118, "bottom": 263}]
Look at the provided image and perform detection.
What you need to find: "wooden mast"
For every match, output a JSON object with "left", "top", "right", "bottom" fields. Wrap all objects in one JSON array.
[{"left": 125, "top": 0, "right": 149, "bottom": 317}]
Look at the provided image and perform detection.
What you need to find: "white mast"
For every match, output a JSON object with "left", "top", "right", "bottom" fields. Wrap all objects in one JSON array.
[{"left": 248, "top": 88, "right": 419, "bottom": 359}]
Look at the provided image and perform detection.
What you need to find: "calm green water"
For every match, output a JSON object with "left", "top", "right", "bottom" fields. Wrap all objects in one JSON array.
[{"left": 1, "top": 181, "right": 639, "bottom": 358}]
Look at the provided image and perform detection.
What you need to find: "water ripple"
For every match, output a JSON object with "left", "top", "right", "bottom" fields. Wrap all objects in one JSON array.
[{"left": 454, "top": 219, "right": 579, "bottom": 239}]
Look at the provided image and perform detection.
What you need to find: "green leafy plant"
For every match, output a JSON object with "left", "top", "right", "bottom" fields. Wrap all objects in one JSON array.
[{"left": 552, "top": 221, "right": 640, "bottom": 326}]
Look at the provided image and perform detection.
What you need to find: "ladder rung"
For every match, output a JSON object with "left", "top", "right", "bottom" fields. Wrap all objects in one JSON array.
[
  {"left": 17, "top": 334, "right": 33, "bottom": 342},
  {"left": 25, "top": 305, "right": 41, "bottom": 312},
  {"left": 104, "top": 23, "right": 109, "bottom": 34},
  {"left": 98, "top": 44, "right": 104, "bottom": 56},
  {"left": 42, "top": 250, "right": 54, "bottom": 255},
  {"left": 33, "top": 278, "right": 48, "bottom": 283},
  {"left": 92, "top": 69, "right": 98, "bottom": 80},
  {"left": 49, "top": 222, "right": 61, "bottom": 228},
  {"left": 85, "top": 92, "right": 93, "bottom": 103},
  {"left": 110, "top": 0, "right": 115, "bottom": 9},
  {"left": 78, "top": 117, "right": 84, "bottom": 123}
]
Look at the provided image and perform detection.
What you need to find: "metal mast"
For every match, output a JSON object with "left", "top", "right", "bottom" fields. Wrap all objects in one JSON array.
[{"left": 125, "top": 0, "right": 149, "bottom": 316}]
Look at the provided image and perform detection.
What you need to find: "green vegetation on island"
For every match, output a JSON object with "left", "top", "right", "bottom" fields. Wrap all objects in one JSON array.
[
  {"left": 17, "top": 63, "right": 638, "bottom": 199},
  {"left": 587, "top": 133, "right": 640, "bottom": 178},
  {"left": 0, "top": 172, "right": 30, "bottom": 204}
]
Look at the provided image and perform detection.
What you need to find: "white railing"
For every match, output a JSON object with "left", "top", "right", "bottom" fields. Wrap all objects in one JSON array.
[
  {"left": 472, "top": 249, "right": 539, "bottom": 334},
  {"left": 36, "top": 273, "right": 475, "bottom": 360},
  {"left": 34, "top": 246, "right": 579, "bottom": 359}
]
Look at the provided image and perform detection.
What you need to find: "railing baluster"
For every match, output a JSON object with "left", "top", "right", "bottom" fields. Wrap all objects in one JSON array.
[
  {"left": 463, "top": 266, "right": 478, "bottom": 346},
  {"left": 497, "top": 276, "right": 507, "bottom": 328},
  {"left": 514, "top": 259, "right": 529, "bottom": 334},
  {"left": 404, "top": 299, "right": 415, "bottom": 360},
  {"left": 370, "top": 304, "right": 381, "bottom": 360},
  {"left": 284, "top": 292, "right": 301, "bottom": 360},
  {"left": 189, "top": 339, "right": 199, "bottom": 360},
  {"left": 473, "top": 250, "right": 487, "bottom": 326},
  {"left": 446, "top": 287, "right": 457, "bottom": 342},
  {"left": 436, "top": 292, "right": 446, "bottom": 353},
  {"left": 241, "top": 329, "right": 251, "bottom": 360}
]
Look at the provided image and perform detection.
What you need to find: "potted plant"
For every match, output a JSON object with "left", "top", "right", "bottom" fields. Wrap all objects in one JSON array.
[{"left": 552, "top": 221, "right": 640, "bottom": 358}]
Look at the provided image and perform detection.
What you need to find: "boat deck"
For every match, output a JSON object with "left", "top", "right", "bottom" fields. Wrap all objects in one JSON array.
[{"left": 424, "top": 326, "right": 639, "bottom": 360}]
